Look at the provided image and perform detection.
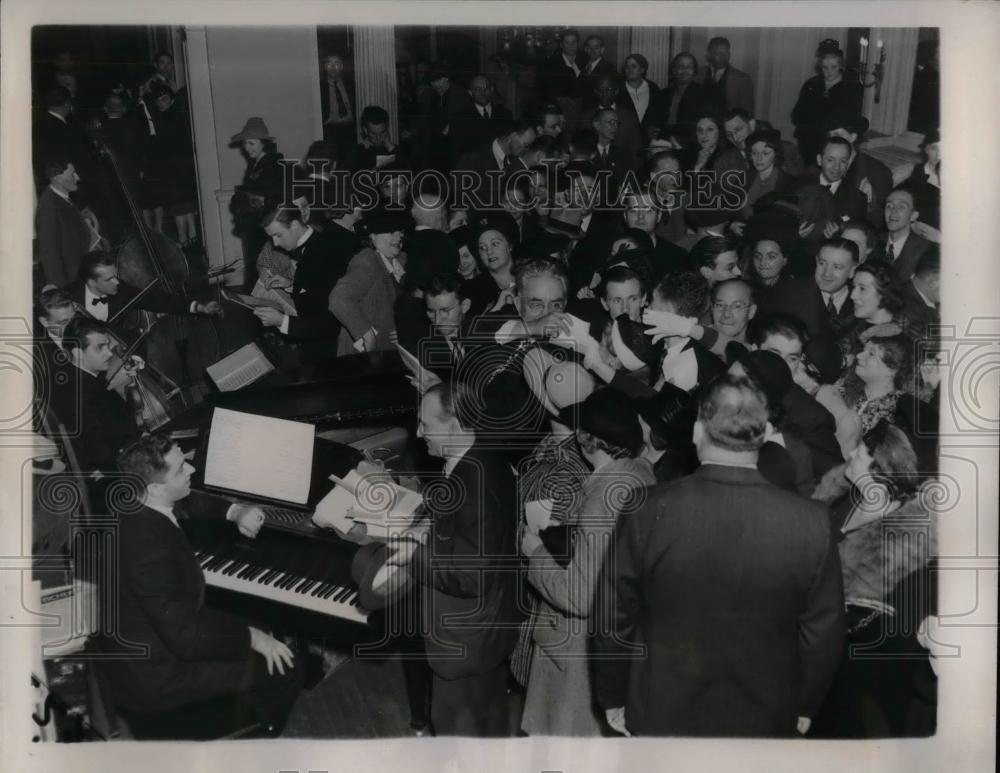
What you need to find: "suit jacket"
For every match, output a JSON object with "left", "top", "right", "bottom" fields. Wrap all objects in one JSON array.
[
  {"left": 32, "top": 112, "right": 97, "bottom": 196},
  {"left": 899, "top": 279, "right": 940, "bottom": 339},
  {"left": 580, "top": 57, "right": 618, "bottom": 98},
  {"left": 449, "top": 102, "right": 514, "bottom": 160},
  {"left": 580, "top": 105, "right": 642, "bottom": 171},
  {"left": 543, "top": 51, "right": 587, "bottom": 102},
  {"left": 875, "top": 231, "right": 932, "bottom": 282},
  {"left": 101, "top": 497, "right": 256, "bottom": 713},
  {"left": 792, "top": 177, "right": 869, "bottom": 248},
  {"left": 413, "top": 83, "right": 473, "bottom": 170},
  {"left": 843, "top": 151, "right": 892, "bottom": 225},
  {"left": 52, "top": 366, "right": 141, "bottom": 473},
  {"left": 650, "top": 82, "right": 708, "bottom": 134},
  {"left": 319, "top": 74, "right": 357, "bottom": 127},
  {"left": 616, "top": 79, "right": 662, "bottom": 129},
  {"left": 36, "top": 187, "right": 95, "bottom": 288},
  {"left": 756, "top": 276, "right": 839, "bottom": 340},
  {"left": 593, "top": 464, "right": 845, "bottom": 736},
  {"left": 409, "top": 442, "right": 523, "bottom": 678},
  {"left": 64, "top": 278, "right": 194, "bottom": 322},
  {"left": 284, "top": 226, "right": 359, "bottom": 362},
  {"left": 698, "top": 64, "right": 755, "bottom": 116},
  {"left": 453, "top": 141, "right": 526, "bottom": 210},
  {"left": 783, "top": 383, "right": 844, "bottom": 478},
  {"left": 329, "top": 246, "right": 405, "bottom": 355}
]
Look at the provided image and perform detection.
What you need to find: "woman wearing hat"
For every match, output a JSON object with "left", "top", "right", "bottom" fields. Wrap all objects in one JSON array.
[
  {"left": 230, "top": 116, "right": 285, "bottom": 289},
  {"left": 329, "top": 210, "right": 408, "bottom": 356},
  {"left": 791, "top": 40, "right": 863, "bottom": 164},
  {"left": 461, "top": 212, "right": 519, "bottom": 316},
  {"left": 810, "top": 418, "right": 939, "bottom": 738},
  {"left": 794, "top": 336, "right": 862, "bottom": 458},
  {"left": 520, "top": 388, "right": 655, "bottom": 736}
]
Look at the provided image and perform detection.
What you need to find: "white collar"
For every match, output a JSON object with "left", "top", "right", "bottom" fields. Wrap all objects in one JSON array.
[
  {"left": 626, "top": 80, "right": 648, "bottom": 93},
  {"left": 442, "top": 442, "right": 473, "bottom": 478},
  {"left": 295, "top": 226, "right": 314, "bottom": 248},
  {"left": 912, "top": 280, "right": 936, "bottom": 308},
  {"left": 580, "top": 212, "right": 592, "bottom": 233},
  {"left": 887, "top": 230, "right": 910, "bottom": 251},
  {"left": 822, "top": 284, "right": 850, "bottom": 307},
  {"left": 47, "top": 110, "right": 68, "bottom": 124},
  {"left": 146, "top": 502, "right": 181, "bottom": 529},
  {"left": 700, "top": 460, "right": 758, "bottom": 470},
  {"left": 84, "top": 283, "right": 108, "bottom": 301},
  {"left": 819, "top": 174, "right": 841, "bottom": 192},
  {"left": 477, "top": 103, "right": 493, "bottom": 117},
  {"left": 491, "top": 138, "right": 506, "bottom": 169},
  {"left": 588, "top": 57, "right": 603, "bottom": 72},
  {"left": 49, "top": 184, "right": 71, "bottom": 201},
  {"left": 71, "top": 359, "right": 100, "bottom": 379},
  {"left": 562, "top": 53, "right": 578, "bottom": 68}
]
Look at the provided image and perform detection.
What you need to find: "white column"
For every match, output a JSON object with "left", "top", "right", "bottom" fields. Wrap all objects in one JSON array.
[
  {"left": 631, "top": 27, "right": 672, "bottom": 88},
  {"left": 353, "top": 26, "right": 398, "bottom": 141},
  {"left": 183, "top": 26, "right": 235, "bottom": 278},
  {"left": 863, "top": 28, "right": 920, "bottom": 137}
]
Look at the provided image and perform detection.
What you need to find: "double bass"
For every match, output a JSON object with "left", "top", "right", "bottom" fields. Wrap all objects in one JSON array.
[{"left": 86, "top": 114, "right": 249, "bottom": 400}]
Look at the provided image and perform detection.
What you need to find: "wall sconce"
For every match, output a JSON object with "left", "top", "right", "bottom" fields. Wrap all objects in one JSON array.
[{"left": 858, "top": 37, "right": 887, "bottom": 103}]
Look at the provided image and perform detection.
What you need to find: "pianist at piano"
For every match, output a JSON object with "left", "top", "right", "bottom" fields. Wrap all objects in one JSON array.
[{"left": 99, "top": 435, "right": 303, "bottom": 739}]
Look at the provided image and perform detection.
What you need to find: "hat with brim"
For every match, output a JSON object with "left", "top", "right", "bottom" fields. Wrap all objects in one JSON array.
[
  {"left": 230, "top": 116, "right": 275, "bottom": 144},
  {"left": 468, "top": 211, "right": 519, "bottom": 250},
  {"left": 725, "top": 342, "right": 792, "bottom": 407},
  {"left": 573, "top": 387, "right": 644, "bottom": 457},
  {"left": 802, "top": 335, "right": 844, "bottom": 384}
]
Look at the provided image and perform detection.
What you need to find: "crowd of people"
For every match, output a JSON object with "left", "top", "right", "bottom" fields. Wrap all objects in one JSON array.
[{"left": 31, "top": 30, "right": 943, "bottom": 740}]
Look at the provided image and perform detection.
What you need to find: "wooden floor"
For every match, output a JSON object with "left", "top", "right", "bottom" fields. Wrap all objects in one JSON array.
[{"left": 281, "top": 649, "right": 525, "bottom": 738}]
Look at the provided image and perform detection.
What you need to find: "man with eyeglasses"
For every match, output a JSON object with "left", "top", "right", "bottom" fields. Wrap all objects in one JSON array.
[
  {"left": 580, "top": 78, "right": 642, "bottom": 170},
  {"left": 710, "top": 278, "right": 757, "bottom": 346},
  {"left": 416, "top": 273, "right": 474, "bottom": 386}
]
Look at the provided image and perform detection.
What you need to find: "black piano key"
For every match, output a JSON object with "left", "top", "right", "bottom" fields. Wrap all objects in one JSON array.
[
  {"left": 275, "top": 572, "right": 300, "bottom": 590},
  {"left": 223, "top": 561, "right": 247, "bottom": 577},
  {"left": 332, "top": 587, "right": 353, "bottom": 602},
  {"left": 236, "top": 563, "right": 259, "bottom": 580},
  {"left": 311, "top": 583, "right": 332, "bottom": 597},
  {"left": 296, "top": 579, "right": 316, "bottom": 594},
  {"left": 322, "top": 585, "right": 342, "bottom": 600},
  {"left": 244, "top": 565, "right": 268, "bottom": 582}
]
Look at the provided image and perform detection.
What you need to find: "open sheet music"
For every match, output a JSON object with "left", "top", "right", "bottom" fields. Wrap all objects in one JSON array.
[
  {"left": 205, "top": 342, "right": 275, "bottom": 392},
  {"left": 203, "top": 408, "right": 314, "bottom": 505}
]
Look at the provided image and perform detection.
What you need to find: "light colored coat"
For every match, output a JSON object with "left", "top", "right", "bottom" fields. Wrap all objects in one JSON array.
[
  {"left": 328, "top": 246, "right": 404, "bottom": 356},
  {"left": 521, "top": 456, "right": 655, "bottom": 736}
]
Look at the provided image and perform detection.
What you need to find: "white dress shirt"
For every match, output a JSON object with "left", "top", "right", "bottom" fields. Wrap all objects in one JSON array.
[
  {"left": 885, "top": 231, "right": 910, "bottom": 261},
  {"left": 84, "top": 284, "right": 110, "bottom": 322},
  {"left": 819, "top": 174, "right": 842, "bottom": 195},
  {"left": 278, "top": 228, "right": 314, "bottom": 334},
  {"left": 562, "top": 54, "right": 581, "bottom": 77},
  {"left": 491, "top": 138, "right": 506, "bottom": 170},
  {"left": 442, "top": 443, "right": 473, "bottom": 479},
  {"left": 821, "top": 285, "right": 851, "bottom": 314},
  {"left": 625, "top": 80, "right": 650, "bottom": 123}
]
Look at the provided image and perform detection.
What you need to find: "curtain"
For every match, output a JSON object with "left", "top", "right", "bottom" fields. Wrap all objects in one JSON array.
[
  {"left": 864, "top": 28, "right": 920, "bottom": 136},
  {"left": 354, "top": 26, "right": 399, "bottom": 141}
]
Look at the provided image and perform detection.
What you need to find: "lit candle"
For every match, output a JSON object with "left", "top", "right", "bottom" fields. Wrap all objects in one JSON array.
[{"left": 860, "top": 37, "right": 868, "bottom": 66}]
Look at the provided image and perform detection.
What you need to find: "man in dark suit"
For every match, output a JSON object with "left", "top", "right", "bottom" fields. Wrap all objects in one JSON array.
[
  {"left": 63, "top": 250, "right": 220, "bottom": 326},
  {"left": 32, "top": 85, "right": 96, "bottom": 199},
  {"left": 825, "top": 115, "right": 893, "bottom": 226},
  {"left": 792, "top": 137, "right": 869, "bottom": 251},
  {"left": 344, "top": 105, "right": 409, "bottom": 173},
  {"left": 453, "top": 120, "right": 536, "bottom": 210},
  {"left": 101, "top": 434, "right": 301, "bottom": 738},
  {"left": 36, "top": 157, "right": 103, "bottom": 288},
  {"left": 319, "top": 53, "right": 357, "bottom": 156},
  {"left": 622, "top": 189, "right": 691, "bottom": 283},
  {"left": 876, "top": 186, "right": 932, "bottom": 281},
  {"left": 698, "top": 37, "right": 755, "bottom": 116},
  {"left": 54, "top": 316, "right": 142, "bottom": 473},
  {"left": 580, "top": 82, "right": 643, "bottom": 171},
  {"left": 594, "top": 374, "right": 845, "bottom": 737},
  {"left": 386, "top": 382, "right": 522, "bottom": 736},
  {"left": 411, "top": 273, "right": 474, "bottom": 384},
  {"left": 758, "top": 237, "right": 860, "bottom": 339},
  {"left": 448, "top": 75, "right": 514, "bottom": 161},
  {"left": 542, "top": 28, "right": 587, "bottom": 130},
  {"left": 415, "top": 63, "right": 473, "bottom": 172},
  {"left": 580, "top": 35, "right": 617, "bottom": 99},
  {"left": 252, "top": 207, "right": 358, "bottom": 363},
  {"left": 749, "top": 314, "right": 845, "bottom": 477},
  {"left": 900, "top": 248, "right": 941, "bottom": 339}
]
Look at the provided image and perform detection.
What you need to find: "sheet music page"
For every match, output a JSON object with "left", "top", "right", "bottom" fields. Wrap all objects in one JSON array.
[
  {"left": 205, "top": 343, "right": 275, "bottom": 392},
  {"left": 204, "top": 408, "right": 314, "bottom": 504}
]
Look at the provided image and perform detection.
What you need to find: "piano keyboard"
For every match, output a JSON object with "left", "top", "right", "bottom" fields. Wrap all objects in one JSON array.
[{"left": 195, "top": 546, "right": 370, "bottom": 625}]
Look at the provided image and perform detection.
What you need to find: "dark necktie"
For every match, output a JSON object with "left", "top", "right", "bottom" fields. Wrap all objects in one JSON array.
[
  {"left": 91, "top": 296, "right": 109, "bottom": 306},
  {"left": 827, "top": 294, "right": 837, "bottom": 315},
  {"left": 601, "top": 147, "right": 609, "bottom": 165},
  {"left": 333, "top": 82, "right": 348, "bottom": 118},
  {"left": 886, "top": 243, "right": 896, "bottom": 262}
]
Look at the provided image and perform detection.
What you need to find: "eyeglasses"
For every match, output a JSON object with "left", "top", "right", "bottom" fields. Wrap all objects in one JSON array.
[{"left": 712, "top": 301, "right": 751, "bottom": 313}]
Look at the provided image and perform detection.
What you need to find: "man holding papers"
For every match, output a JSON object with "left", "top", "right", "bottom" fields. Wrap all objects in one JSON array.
[
  {"left": 254, "top": 207, "right": 357, "bottom": 363},
  {"left": 100, "top": 435, "right": 303, "bottom": 739},
  {"left": 385, "top": 382, "right": 522, "bottom": 736}
]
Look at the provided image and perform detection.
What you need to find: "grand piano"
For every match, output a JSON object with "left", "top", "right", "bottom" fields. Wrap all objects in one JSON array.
[{"left": 160, "top": 349, "right": 423, "bottom": 646}]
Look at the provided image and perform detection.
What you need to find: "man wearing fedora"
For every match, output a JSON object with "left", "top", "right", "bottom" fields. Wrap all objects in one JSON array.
[{"left": 328, "top": 209, "right": 407, "bottom": 356}]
